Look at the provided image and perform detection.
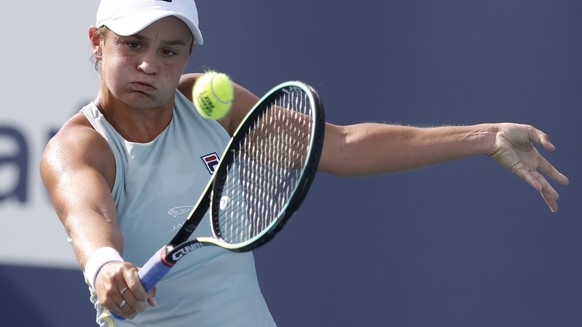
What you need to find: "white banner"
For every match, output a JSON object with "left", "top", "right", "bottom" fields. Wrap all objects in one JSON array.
[{"left": 0, "top": 2, "right": 100, "bottom": 268}]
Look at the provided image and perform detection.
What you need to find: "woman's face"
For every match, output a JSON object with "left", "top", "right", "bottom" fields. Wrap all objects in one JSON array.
[{"left": 93, "top": 16, "right": 193, "bottom": 110}]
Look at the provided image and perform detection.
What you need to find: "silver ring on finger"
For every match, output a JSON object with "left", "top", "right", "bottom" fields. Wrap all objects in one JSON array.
[
  {"left": 120, "top": 287, "right": 128, "bottom": 296},
  {"left": 119, "top": 300, "right": 126, "bottom": 309}
]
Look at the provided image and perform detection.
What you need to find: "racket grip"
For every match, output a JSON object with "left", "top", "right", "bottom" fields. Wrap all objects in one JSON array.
[
  {"left": 111, "top": 247, "right": 172, "bottom": 320},
  {"left": 138, "top": 247, "right": 173, "bottom": 291}
]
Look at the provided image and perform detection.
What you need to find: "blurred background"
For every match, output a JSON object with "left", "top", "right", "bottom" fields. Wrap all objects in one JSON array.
[{"left": 1, "top": 0, "right": 580, "bottom": 326}]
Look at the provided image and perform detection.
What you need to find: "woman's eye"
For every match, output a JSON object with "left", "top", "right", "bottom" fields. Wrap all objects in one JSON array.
[
  {"left": 126, "top": 42, "right": 141, "bottom": 49},
  {"left": 163, "top": 49, "right": 177, "bottom": 56}
]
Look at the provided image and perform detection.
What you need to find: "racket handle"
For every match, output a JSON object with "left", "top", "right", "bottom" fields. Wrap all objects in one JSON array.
[
  {"left": 138, "top": 247, "right": 173, "bottom": 291},
  {"left": 111, "top": 247, "right": 173, "bottom": 320}
]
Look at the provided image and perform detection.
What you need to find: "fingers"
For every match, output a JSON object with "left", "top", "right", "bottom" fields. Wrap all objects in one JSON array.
[
  {"left": 532, "top": 170, "right": 560, "bottom": 213},
  {"left": 533, "top": 130, "right": 556, "bottom": 151},
  {"left": 146, "top": 288, "right": 158, "bottom": 307},
  {"left": 537, "top": 154, "right": 570, "bottom": 186},
  {"left": 116, "top": 284, "right": 146, "bottom": 318},
  {"left": 518, "top": 125, "right": 569, "bottom": 212},
  {"left": 96, "top": 262, "right": 152, "bottom": 319},
  {"left": 519, "top": 167, "right": 542, "bottom": 192},
  {"left": 519, "top": 165, "right": 563, "bottom": 213},
  {"left": 115, "top": 286, "right": 135, "bottom": 318}
]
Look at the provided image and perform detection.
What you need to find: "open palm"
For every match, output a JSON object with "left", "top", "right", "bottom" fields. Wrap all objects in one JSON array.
[{"left": 488, "top": 123, "right": 569, "bottom": 212}]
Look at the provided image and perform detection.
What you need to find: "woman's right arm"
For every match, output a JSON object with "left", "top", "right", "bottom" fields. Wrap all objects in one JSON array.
[{"left": 39, "top": 113, "right": 150, "bottom": 318}]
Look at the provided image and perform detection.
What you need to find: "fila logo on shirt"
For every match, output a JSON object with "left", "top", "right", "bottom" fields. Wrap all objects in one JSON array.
[{"left": 201, "top": 152, "right": 220, "bottom": 174}]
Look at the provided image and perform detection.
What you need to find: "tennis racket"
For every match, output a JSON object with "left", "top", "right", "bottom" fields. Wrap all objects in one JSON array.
[{"left": 113, "top": 81, "right": 325, "bottom": 319}]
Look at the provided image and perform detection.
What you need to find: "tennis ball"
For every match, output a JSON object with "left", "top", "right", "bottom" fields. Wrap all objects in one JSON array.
[{"left": 192, "top": 71, "right": 234, "bottom": 120}]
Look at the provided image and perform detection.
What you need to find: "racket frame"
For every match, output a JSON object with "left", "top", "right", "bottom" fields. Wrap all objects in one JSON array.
[
  {"left": 164, "top": 81, "right": 324, "bottom": 263},
  {"left": 208, "top": 81, "right": 325, "bottom": 252}
]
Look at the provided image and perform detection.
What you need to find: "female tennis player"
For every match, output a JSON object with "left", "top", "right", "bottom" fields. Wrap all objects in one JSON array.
[{"left": 39, "top": 0, "right": 569, "bottom": 326}]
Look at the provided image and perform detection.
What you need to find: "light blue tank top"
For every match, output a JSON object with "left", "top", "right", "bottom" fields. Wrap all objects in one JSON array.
[{"left": 81, "top": 91, "right": 275, "bottom": 326}]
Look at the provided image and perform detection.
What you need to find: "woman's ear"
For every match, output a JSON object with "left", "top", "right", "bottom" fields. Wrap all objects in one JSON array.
[{"left": 89, "top": 26, "right": 103, "bottom": 59}]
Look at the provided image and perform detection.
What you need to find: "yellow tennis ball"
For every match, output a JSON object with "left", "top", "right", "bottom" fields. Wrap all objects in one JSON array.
[{"left": 192, "top": 71, "right": 234, "bottom": 120}]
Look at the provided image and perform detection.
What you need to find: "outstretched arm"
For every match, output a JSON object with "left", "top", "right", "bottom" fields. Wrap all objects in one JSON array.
[
  {"left": 183, "top": 76, "right": 569, "bottom": 212},
  {"left": 40, "top": 113, "right": 153, "bottom": 319},
  {"left": 319, "top": 122, "right": 569, "bottom": 212}
]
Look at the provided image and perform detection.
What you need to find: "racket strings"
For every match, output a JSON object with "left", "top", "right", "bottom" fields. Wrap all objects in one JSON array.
[{"left": 216, "top": 89, "right": 314, "bottom": 244}]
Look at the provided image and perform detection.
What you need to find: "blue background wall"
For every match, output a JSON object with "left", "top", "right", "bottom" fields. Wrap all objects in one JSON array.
[{"left": 1, "top": 0, "right": 580, "bottom": 326}]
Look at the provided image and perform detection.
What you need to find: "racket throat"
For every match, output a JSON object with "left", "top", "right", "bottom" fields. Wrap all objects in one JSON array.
[
  {"left": 161, "top": 246, "right": 177, "bottom": 267},
  {"left": 165, "top": 242, "right": 206, "bottom": 265}
]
